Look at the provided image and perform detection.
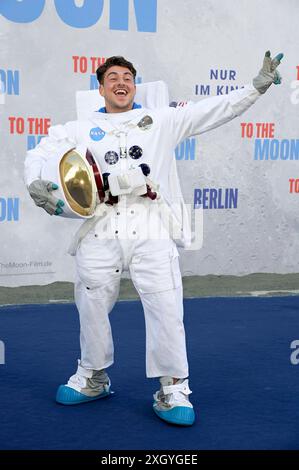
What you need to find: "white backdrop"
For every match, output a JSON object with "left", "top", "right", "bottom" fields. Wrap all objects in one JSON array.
[{"left": 0, "top": 0, "right": 298, "bottom": 287}]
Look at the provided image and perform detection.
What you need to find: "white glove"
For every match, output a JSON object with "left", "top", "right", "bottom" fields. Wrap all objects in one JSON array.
[
  {"left": 28, "top": 179, "right": 65, "bottom": 216},
  {"left": 253, "top": 51, "right": 283, "bottom": 94}
]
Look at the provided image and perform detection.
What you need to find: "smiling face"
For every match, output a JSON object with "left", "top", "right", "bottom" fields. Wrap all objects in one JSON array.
[{"left": 99, "top": 65, "right": 136, "bottom": 113}]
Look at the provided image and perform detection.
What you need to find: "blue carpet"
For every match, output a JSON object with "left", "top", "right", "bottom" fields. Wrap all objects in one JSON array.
[{"left": 0, "top": 297, "right": 299, "bottom": 450}]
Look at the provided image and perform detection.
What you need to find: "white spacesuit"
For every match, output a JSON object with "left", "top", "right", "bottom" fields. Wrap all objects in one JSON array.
[
  {"left": 24, "top": 52, "right": 283, "bottom": 426},
  {"left": 25, "top": 83, "right": 260, "bottom": 369}
]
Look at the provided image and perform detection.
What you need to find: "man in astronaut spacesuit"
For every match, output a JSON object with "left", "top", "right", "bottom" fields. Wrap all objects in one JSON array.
[{"left": 24, "top": 53, "right": 283, "bottom": 426}]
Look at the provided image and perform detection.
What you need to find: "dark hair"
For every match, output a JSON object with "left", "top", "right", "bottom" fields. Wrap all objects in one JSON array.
[{"left": 96, "top": 56, "right": 137, "bottom": 84}]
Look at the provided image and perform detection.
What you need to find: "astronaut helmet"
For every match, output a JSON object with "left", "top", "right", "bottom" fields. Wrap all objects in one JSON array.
[{"left": 41, "top": 145, "right": 102, "bottom": 219}]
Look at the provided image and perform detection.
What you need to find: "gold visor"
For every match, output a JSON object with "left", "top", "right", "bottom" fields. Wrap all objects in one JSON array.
[{"left": 59, "top": 149, "right": 96, "bottom": 217}]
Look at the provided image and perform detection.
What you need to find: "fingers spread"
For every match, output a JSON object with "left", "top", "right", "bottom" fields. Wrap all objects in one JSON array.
[
  {"left": 263, "top": 52, "right": 272, "bottom": 73},
  {"left": 271, "top": 52, "right": 284, "bottom": 71}
]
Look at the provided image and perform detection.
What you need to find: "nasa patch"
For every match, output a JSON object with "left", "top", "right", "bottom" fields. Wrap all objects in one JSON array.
[{"left": 89, "top": 127, "right": 106, "bottom": 141}]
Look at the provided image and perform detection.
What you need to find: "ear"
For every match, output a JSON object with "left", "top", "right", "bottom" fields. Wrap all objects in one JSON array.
[{"left": 99, "top": 84, "right": 105, "bottom": 97}]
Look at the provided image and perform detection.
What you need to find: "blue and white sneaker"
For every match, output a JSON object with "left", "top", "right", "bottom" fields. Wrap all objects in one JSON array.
[
  {"left": 153, "top": 377, "right": 195, "bottom": 426},
  {"left": 56, "top": 361, "right": 113, "bottom": 405}
]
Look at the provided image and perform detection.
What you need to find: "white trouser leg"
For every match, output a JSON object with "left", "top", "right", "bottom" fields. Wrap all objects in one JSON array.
[
  {"left": 141, "top": 285, "right": 188, "bottom": 378},
  {"left": 75, "top": 232, "right": 122, "bottom": 370},
  {"left": 129, "top": 239, "right": 189, "bottom": 378},
  {"left": 74, "top": 279, "right": 120, "bottom": 370}
]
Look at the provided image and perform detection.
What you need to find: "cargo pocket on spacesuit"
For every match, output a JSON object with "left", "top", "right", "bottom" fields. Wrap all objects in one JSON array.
[
  {"left": 130, "top": 246, "right": 182, "bottom": 295},
  {"left": 76, "top": 277, "right": 120, "bottom": 301},
  {"left": 75, "top": 233, "right": 121, "bottom": 297},
  {"left": 77, "top": 272, "right": 120, "bottom": 300},
  {"left": 82, "top": 285, "right": 103, "bottom": 299}
]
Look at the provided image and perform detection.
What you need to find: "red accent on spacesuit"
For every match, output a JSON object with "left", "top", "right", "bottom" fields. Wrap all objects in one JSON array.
[
  {"left": 105, "top": 193, "right": 119, "bottom": 205},
  {"left": 86, "top": 149, "right": 105, "bottom": 202},
  {"left": 141, "top": 184, "right": 157, "bottom": 200}
]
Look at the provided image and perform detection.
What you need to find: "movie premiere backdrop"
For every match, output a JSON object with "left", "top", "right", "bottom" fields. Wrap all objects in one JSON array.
[{"left": 0, "top": 0, "right": 298, "bottom": 287}]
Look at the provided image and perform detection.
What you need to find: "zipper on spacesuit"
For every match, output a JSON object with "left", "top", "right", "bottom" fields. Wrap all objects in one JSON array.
[
  {"left": 118, "top": 131, "right": 128, "bottom": 162},
  {"left": 111, "top": 130, "right": 128, "bottom": 243}
]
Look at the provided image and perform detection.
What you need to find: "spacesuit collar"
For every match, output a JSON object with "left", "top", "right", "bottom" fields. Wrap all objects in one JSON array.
[
  {"left": 98, "top": 102, "right": 142, "bottom": 113},
  {"left": 91, "top": 105, "right": 145, "bottom": 127}
]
